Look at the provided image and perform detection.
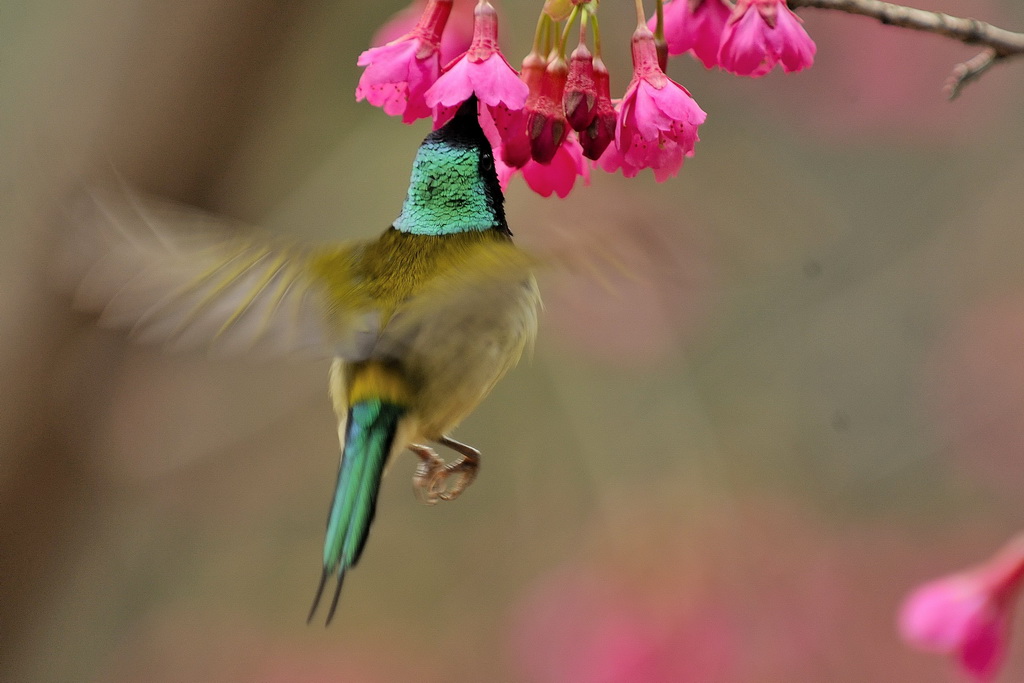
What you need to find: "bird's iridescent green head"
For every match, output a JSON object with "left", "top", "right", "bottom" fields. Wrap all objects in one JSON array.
[{"left": 394, "top": 98, "right": 510, "bottom": 237}]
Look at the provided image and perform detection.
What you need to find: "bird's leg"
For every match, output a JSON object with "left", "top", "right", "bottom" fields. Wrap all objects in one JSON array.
[
  {"left": 434, "top": 436, "right": 479, "bottom": 501},
  {"left": 408, "top": 437, "right": 480, "bottom": 505},
  {"left": 410, "top": 443, "right": 445, "bottom": 505}
]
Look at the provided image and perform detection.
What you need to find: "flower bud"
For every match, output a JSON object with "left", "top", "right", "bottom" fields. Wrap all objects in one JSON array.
[
  {"left": 578, "top": 57, "right": 615, "bottom": 161},
  {"left": 563, "top": 43, "right": 597, "bottom": 132},
  {"left": 526, "top": 55, "right": 570, "bottom": 165},
  {"left": 501, "top": 51, "right": 547, "bottom": 169}
]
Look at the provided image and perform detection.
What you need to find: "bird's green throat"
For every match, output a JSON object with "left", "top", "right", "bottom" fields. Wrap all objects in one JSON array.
[{"left": 393, "top": 99, "right": 509, "bottom": 237}]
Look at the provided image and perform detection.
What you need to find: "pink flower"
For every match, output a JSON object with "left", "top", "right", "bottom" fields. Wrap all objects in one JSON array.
[
  {"left": 649, "top": 0, "right": 731, "bottom": 69},
  {"left": 368, "top": 0, "right": 475, "bottom": 66},
  {"left": 355, "top": 0, "right": 453, "bottom": 123},
  {"left": 511, "top": 567, "right": 736, "bottom": 683},
  {"left": 718, "top": 0, "right": 816, "bottom": 77},
  {"left": 424, "top": 1, "right": 528, "bottom": 138},
  {"left": 899, "top": 534, "right": 1024, "bottom": 681},
  {"left": 598, "top": 26, "right": 706, "bottom": 182},
  {"left": 497, "top": 133, "right": 590, "bottom": 198}
]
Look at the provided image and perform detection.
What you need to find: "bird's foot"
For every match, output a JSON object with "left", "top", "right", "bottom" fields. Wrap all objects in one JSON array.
[{"left": 410, "top": 439, "right": 480, "bottom": 505}]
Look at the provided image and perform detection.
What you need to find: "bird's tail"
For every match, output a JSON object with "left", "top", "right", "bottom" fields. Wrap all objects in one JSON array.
[{"left": 308, "top": 362, "right": 410, "bottom": 625}]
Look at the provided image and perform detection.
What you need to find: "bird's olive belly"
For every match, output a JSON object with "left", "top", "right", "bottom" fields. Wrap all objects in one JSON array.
[{"left": 403, "top": 278, "right": 539, "bottom": 438}]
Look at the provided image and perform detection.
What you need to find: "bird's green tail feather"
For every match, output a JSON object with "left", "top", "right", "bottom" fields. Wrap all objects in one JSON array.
[{"left": 308, "top": 399, "right": 406, "bottom": 624}]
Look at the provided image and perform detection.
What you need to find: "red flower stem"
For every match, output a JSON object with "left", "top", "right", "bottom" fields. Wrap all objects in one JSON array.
[{"left": 591, "top": 13, "right": 603, "bottom": 58}]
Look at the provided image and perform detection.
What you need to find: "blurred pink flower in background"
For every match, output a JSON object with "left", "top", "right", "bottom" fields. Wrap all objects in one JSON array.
[
  {"left": 718, "top": 0, "right": 816, "bottom": 77},
  {"left": 508, "top": 496, "right": 1019, "bottom": 681},
  {"left": 511, "top": 567, "right": 736, "bottom": 683},
  {"left": 651, "top": 0, "right": 731, "bottom": 69},
  {"left": 900, "top": 534, "right": 1024, "bottom": 681}
]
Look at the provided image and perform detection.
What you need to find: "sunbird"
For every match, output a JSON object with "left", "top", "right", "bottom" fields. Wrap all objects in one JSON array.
[{"left": 65, "top": 98, "right": 541, "bottom": 624}]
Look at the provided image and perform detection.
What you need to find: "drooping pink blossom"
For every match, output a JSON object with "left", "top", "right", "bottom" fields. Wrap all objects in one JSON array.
[
  {"left": 650, "top": 0, "right": 732, "bottom": 69},
  {"left": 598, "top": 26, "right": 706, "bottom": 182},
  {"left": 368, "top": 0, "right": 475, "bottom": 66},
  {"left": 497, "top": 133, "right": 591, "bottom": 198},
  {"left": 424, "top": 0, "right": 528, "bottom": 140},
  {"left": 718, "top": 0, "right": 816, "bottom": 77},
  {"left": 355, "top": 0, "right": 453, "bottom": 123},
  {"left": 899, "top": 534, "right": 1024, "bottom": 681}
]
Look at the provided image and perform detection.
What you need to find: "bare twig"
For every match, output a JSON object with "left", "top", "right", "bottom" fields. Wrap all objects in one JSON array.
[
  {"left": 945, "top": 48, "right": 1000, "bottom": 100},
  {"left": 788, "top": 0, "right": 1024, "bottom": 98}
]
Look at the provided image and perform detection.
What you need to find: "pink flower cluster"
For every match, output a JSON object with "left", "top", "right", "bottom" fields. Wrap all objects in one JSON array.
[
  {"left": 354, "top": 0, "right": 815, "bottom": 195},
  {"left": 900, "top": 534, "right": 1024, "bottom": 681},
  {"left": 652, "top": 0, "right": 815, "bottom": 76}
]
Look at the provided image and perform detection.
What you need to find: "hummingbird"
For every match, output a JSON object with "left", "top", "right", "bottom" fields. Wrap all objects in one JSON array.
[{"left": 64, "top": 97, "right": 541, "bottom": 625}]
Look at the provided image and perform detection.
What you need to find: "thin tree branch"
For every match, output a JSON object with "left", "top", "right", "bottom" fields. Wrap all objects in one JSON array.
[
  {"left": 945, "top": 48, "right": 1000, "bottom": 100},
  {"left": 788, "top": 0, "right": 1024, "bottom": 99}
]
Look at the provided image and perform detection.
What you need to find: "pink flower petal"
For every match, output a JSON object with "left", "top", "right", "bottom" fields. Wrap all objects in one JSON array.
[
  {"left": 424, "top": 56, "right": 476, "bottom": 108},
  {"left": 355, "top": 38, "right": 441, "bottom": 123},
  {"left": 719, "top": 8, "right": 771, "bottom": 77},
  {"left": 470, "top": 53, "right": 529, "bottom": 108},
  {"left": 597, "top": 140, "right": 639, "bottom": 179},
  {"left": 520, "top": 135, "right": 590, "bottom": 198},
  {"left": 900, "top": 577, "right": 990, "bottom": 652},
  {"left": 651, "top": 0, "right": 730, "bottom": 68},
  {"left": 960, "top": 611, "right": 1009, "bottom": 681},
  {"left": 899, "top": 535, "right": 1024, "bottom": 682},
  {"left": 773, "top": 5, "right": 816, "bottom": 73},
  {"left": 629, "top": 83, "right": 669, "bottom": 141}
]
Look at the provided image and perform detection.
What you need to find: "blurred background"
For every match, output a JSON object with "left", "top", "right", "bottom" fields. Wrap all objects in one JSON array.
[{"left": 3, "top": 0, "right": 1024, "bottom": 681}]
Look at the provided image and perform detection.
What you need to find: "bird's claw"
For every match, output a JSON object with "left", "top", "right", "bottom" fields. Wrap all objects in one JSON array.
[{"left": 411, "top": 447, "right": 478, "bottom": 505}]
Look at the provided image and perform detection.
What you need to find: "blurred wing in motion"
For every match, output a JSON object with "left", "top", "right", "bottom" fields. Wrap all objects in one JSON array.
[{"left": 58, "top": 187, "right": 379, "bottom": 359}]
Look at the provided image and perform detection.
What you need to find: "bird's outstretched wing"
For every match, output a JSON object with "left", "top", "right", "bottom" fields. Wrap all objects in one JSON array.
[{"left": 57, "top": 187, "right": 379, "bottom": 359}]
